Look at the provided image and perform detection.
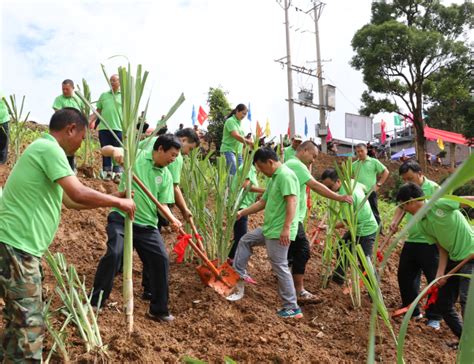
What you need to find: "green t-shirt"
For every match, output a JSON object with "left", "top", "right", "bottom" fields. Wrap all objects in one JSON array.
[
  {"left": 262, "top": 164, "right": 299, "bottom": 240},
  {"left": 220, "top": 115, "right": 244, "bottom": 154},
  {"left": 235, "top": 165, "right": 259, "bottom": 210},
  {"left": 52, "top": 94, "right": 83, "bottom": 111},
  {"left": 418, "top": 198, "right": 474, "bottom": 261},
  {"left": 0, "top": 94, "right": 9, "bottom": 124},
  {"left": 97, "top": 90, "right": 122, "bottom": 131},
  {"left": 113, "top": 150, "right": 174, "bottom": 227},
  {"left": 284, "top": 146, "right": 297, "bottom": 162},
  {"left": 353, "top": 156, "right": 386, "bottom": 191},
  {"left": 284, "top": 158, "right": 312, "bottom": 223},
  {"left": 0, "top": 133, "right": 74, "bottom": 257},
  {"left": 339, "top": 180, "right": 378, "bottom": 237},
  {"left": 405, "top": 178, "right": 439, "bottom": 244},
  {"left": 138, "top": 137, "right": 183, "bottom": 184}
]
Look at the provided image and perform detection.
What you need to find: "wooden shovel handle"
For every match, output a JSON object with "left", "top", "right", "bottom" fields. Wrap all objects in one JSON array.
[
  {"left": 379, "top": 211, "right": 405, "bottom": 252},
  {"left": 132, "top": 173, "right": 220, "bottom": 277}
]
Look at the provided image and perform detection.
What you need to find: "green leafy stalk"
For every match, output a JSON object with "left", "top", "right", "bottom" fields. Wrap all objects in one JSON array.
[{"left": 3, "top": 95, "right": 30, "bottom": 165}]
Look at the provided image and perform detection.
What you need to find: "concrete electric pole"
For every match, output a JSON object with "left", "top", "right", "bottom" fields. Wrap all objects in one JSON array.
[{"left": 283, "top": 0, "right": 296, "bottom": 137}]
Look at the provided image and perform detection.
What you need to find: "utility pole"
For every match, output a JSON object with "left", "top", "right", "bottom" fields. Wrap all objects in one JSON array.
[
  {"left": 283, "top": 0, "right": 296, "bottom": 137},
  {"left": 313, "top": 1, "right": 327, "bottom": 153}
]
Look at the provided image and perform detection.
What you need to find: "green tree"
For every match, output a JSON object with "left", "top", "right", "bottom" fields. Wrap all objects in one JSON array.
[
  {"left": 206, "top": 87, "right": 232, "bottom": 152},
  {"left": 425, "top": 60, "right": 474, "bottom": 167},
  {"left": 351, "top": 0, "right": 472, "bottom": 169}
]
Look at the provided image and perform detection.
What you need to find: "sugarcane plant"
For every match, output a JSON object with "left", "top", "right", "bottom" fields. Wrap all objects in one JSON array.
[
  {"left": 3, "top": 94, "right": 30, "bottom": 165},
  {"left": 78, "top": 79, "right": 95, "bottom": 168},
  {"left": 77, "top": 60, "right": 184, "bottom": 332}
]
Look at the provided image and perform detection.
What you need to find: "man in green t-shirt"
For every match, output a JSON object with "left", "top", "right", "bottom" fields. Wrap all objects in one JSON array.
[
  {"left": 396, "top": 183, "right": 474, "bottom": 339},
  {"left": 0, "top": 108, "right": 135, "bottom": 363},
  {"left": 353, "top": 143, "right": 389, "bottom": 227},
  {"left": 95, "top": 74, "right": 123, "bottom": 182},
  {"left": 285, "top": 141, "right": 353, "bottom": 300},
  {"left": 230, "top": 147, "right": 303, "bottom": 319},
  {"left": 52, "top": 79, "right": 84, "bottom": 172},
  {"left": 0, "top": 93, "right": 10, "bottom": 173},
  {"left": 283, "top": 134, "right": 302, "bottom": 162},
  {"left": 91, "top": 134, "right": 183, "bottom": 323},
  {"left": 138, "top": 128, "right": 200, "bottom": 299},
  {"left": 321, "top": 168, "right": 379, "bottom": 285},
  {"left": 389, "top": 161, "right": 442, "bottom": 329}
]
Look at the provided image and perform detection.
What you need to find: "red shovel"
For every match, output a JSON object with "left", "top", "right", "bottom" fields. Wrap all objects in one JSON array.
[{"left": 391, "top": 254, "right": 474, "bottom": 317}]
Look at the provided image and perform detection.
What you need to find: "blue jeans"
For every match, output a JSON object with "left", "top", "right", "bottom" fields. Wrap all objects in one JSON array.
[
  {"left": 224, "top": 151, "right": 242, "bottom": 176},
  {"left": 98, "top": 130, "right": 122, "bottom": 172}
]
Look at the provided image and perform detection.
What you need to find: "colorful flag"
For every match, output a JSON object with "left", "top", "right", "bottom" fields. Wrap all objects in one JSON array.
[
  {"left": 247, "top": 103, "right": 252, "bottom": 121},
  {"left": 304, "top": 117, "right": 308, "bottom": 137},
  {"left": 394, "top": 114, "right": 402, "bottom": 126},
  {"left": 256, "top": 120, "right": 263, "bottom": 138},
  {"left": 191, "top": 105, "right": 196, "bottom": 125},
  {"left": 197, "top": 106, "right": 208, "bottom": 126},
  {"left": 265, "top": 118, "right": 271, "bottom": 137},
  {"left": 326, "top": 124, "right": 333, "bottom": 142},
  {"left": 287, "top": 123, "right": 290, "bottom": 137},
  {"left": 381, "top": 119, "right": 387, "bottom": 144},
  {"left": 437, "top": 138, "right": 445, "bottom": 151}
]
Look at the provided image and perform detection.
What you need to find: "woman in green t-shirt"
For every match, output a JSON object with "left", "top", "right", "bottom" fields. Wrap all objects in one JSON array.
[{"left": 220, "top": 104, "right": 253, "bottom": 175}]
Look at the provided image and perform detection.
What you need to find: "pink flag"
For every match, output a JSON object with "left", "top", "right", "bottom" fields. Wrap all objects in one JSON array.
[
  {"left": 326, "top": 124, "right": 333, "bottom": 142},
  {"left": 381, "top": 119, "right": 387, "bottom": 143}
]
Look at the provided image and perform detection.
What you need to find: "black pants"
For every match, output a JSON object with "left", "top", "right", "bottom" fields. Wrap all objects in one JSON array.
[
  {"left": 287, "top": 222, "right": 311, "bottom": 274},
  {"left": 334, "top": 231, "right": 375, "bottom": 282},
  {"left": 228, "top": 214, "right": 248, "bottom": 259},
  {"left": 398, "top": 242, "right": 441, "bottom": 320},
  {"left": 437, "top": 259, "right": 473, "bottom": 338},
  {"left": 367, "top": 192, "right": 381, "bottom": 226},
  {"left": 98, "top": 130, "right": 122, "bottom": 172},
  {"left": 0, "top": 122, "right": 9, "bottom": 164},
  {"left": 91, "top": 212, "right": 170, "bottom": 315}
]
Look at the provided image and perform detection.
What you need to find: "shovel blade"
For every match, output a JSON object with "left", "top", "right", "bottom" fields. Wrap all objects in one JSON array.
[{"left": 196, "top": 260, "right": 240, "bottom": 297}]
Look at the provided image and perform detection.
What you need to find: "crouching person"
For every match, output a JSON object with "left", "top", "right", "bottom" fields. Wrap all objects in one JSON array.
[
  {"left": 0, "top": 108, "right": 135, "bottom": 363},
  {"left": 396, "top": 183, "right": 474, "bottom": 341},
  {"left": 320, "top": 168, "right": 379, "bottom": 285},
  {"left": 230, "top": 147, "right": 303, "bottom": 319},
  {"left": 91, "top": 134, "right": 182, "bottom": 322}
]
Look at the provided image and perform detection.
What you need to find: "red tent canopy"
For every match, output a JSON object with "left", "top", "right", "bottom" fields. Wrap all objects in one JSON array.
[{"left": 424, "top": 126, "right": 470, "bottom": 146}]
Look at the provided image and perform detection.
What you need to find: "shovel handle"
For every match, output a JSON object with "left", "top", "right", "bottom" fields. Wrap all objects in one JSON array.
[
  {"left": 392, "top": 254, "right": 474, "bottom": 317},
  {"left": 132, "top": 174, "right": 221, "bottom": 277},
  {"left": 379, "top": 211, "right": 405, "bottom": 252}
]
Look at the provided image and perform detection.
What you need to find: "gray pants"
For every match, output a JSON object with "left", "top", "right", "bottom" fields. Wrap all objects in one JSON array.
[{"left": 233, "top": 228, "right": 298, "bottom": 310}]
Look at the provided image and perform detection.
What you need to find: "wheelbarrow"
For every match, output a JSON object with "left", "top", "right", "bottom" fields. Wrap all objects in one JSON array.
[
  {"left": 391, "top": 254, "right": 474, "bottom": 317},
  {"left": 132, "top": 174, "right": 240, "bottom": 297}
]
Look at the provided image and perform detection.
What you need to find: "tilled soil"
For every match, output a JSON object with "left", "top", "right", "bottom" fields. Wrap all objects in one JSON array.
[{"left": 0, "top": 155, "right": 459, "bottom": 363}]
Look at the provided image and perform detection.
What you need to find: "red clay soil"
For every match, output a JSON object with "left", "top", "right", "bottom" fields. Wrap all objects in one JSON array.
[{"left": 0, "top": 155, "right": 459, "bottom": 363}]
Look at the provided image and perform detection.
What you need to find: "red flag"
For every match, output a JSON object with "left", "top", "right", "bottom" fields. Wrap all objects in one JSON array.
[
  {"left": 287, "top": 123, "right": 290, "bottom": 136},
  {"left": 197, "top": 106, "right": 208, "bottom": 126},
  {"left": 173, "top": 233, "right": 192, "bottom": 263},
  {"left": 423, "top": 286, "right": 439, "bottom": 310},
  {"left": 326, "top": 124, "right": 333, "bottom": 142},
  {"left": 381, "top": 119, "right": 387, "bottom": 143},
  {"left": 256, "top": 120, "right": 263, "bottom": 138}
]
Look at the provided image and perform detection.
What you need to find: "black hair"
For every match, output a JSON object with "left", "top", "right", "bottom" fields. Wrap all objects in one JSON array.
[
  {"left": 49, "top": 108, "right": 87, "bottom": 131},
  {"left": 297, "top": 140, "right": 317, "bottom": 152},
  {"left": 355, "top": 143, "right": 367, "bottom": 150},
  {"left": 395, "top": 182, "right": 424, "bottom": 203},
  {"left": 321, "top": 168, "right": 339, "bottom": 182},
  {"left": 157, "top": 126, "right": 168, "bottom": 135},
  {"left": 399, "top": 160, "right": 422, "bottom": 175},
  {"left": 253, "top": 147, "right": 278, "bottom": 164},
  {"left": 225, "top": 104, "right": 247, "bottom": 120},
  {"left": 153, "top": 133, "right": 182, "bottom": 152},
  {"left": 175, "top": 127, "right": 200, "bottom": 146},
  {"left": 62, "top": 79, "right": 74, "bottom": 87}
]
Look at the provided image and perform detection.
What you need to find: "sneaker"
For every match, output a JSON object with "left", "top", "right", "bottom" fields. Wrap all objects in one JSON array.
[
  {"left": 147, "top": 310, "right": 175, "bottom": 322},
  {"left": 142, "top": 291, "right": 152, "bottom": 301},
  {"left": 277, "top": 307, "right": 303, "bottom": 319},
  {"left": 427, "top": 319, "right": 441, "bottom": 331},
  {"left": 298, "top": 289, "right": 315, "bottom": 300},
  {"left": 103, "top": 171, "right": 113, "bottom": 181},
  {"left": 243, "top": 275, "right": 257, "bottom": 285},
  {"left": 412, "top": 313, "right": 424, "bottom": 321},
  {"left": 113, "top": 172, "right": 122, "bottom": 184}
]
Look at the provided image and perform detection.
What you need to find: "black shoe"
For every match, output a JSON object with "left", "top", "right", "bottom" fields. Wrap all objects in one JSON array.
[
  {"left": 142, "top": 291, "right": 152, "bottom": 301},
  {"left": 147, "top": 310, "right": 175, "bottom": 322}
]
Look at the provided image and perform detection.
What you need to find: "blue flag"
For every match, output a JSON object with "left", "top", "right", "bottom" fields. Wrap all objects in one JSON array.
[
  {"left": 191, "top": 105, "right": 196, "bottom": 125},
  {"left": 247, "top": 102, "right": 252, "bottom": 121},
  {"left": 304, "top": 117, "right": 308, "bottom": 137}
]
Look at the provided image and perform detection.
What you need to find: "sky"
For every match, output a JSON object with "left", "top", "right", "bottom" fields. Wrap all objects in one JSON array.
[{"left": 0, "top": 0, "right": 467, "bottom": 143}]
